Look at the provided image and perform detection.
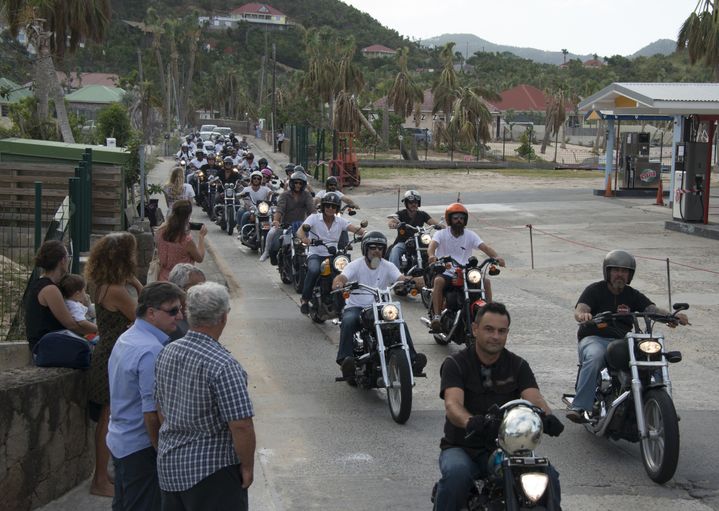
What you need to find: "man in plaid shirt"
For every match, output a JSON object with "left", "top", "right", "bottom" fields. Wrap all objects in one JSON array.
[{"left": 155, "top": 282, "right": 255, "bottom": 510}]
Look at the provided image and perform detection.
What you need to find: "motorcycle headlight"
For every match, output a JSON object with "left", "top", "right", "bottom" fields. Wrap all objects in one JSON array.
[
  {"left": 225, "top": 188, "right": 234, "bottom": 197},
  {"left": 180, "top": 159, "right": 186, "bottom": 166},
  {"left": 498, "top": 407, "right": 543, "bottom": 454},
  {"left": 420, "top": 233, "right": 432, "bottom": 245},
  {"left": 198, "top": 171, "right": 204, "bottom": 178},
  {"left": 258, "top": 201, "right": 270, "bottom": 215},
  {"left": 638, "top": 339, "right": 662, "bottom": 354},
  {"left": 519, "top": 473, "right": 549, "bottom": 504},
  {"left": 466, "top": 268, "right": 482, "bottom": 284},
  {"left": 381, "top": 304, "right": 400, "bottom": 321},
  {"left": 333, "top": 255, "right": 349, "bottom": 272}
]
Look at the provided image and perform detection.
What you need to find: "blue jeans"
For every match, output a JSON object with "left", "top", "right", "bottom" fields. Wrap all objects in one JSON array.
[
  {"left": 574, "top": 335, "right": 615, "bottom": 411},
  {"left": 240, "top": 210, "right": 252, "bottom": 231},
  {"left": 336, "top": 306, "right": 417, "bottom": 364},
  {"left": 388, "top": 242, "right": 406, "bottom": 269},
  {"left": 301, "top": 254, "right": 323, "bottom": 302},
  {"left": 436, "top": 447, "right": 561, "bottom": 510}
]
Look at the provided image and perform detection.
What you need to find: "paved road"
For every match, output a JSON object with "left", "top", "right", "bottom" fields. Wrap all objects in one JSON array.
[{"left": 40, "top": 140, "right": 719, "bottom": 510}]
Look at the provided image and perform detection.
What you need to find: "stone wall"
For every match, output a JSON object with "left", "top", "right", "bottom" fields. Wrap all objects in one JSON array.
[{"left": 0, "top": 367, "right": 94, "bottom": 510}]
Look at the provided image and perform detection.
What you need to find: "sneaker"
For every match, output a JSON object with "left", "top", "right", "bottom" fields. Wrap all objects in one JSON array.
[
  {"left": 341, "top": 357, "right": 356, "bottom": 380},
  {"left": 300, "top": 301, "right": 309, "bottom": 315},
  {"left": 259, "top": 252, "right": 269, "bottom": 262},
  {"left": 412, "top": 353, "right": 427, "bottom": 376},
  {"left": 430, "top": 314, "right": 441, "bottom": 332},
  {"left": 565, "top": 407, "right": 589, "bottom": 424}
]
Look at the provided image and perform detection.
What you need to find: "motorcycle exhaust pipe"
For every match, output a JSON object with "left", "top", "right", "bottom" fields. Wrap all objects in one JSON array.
[
  {"left": 594, "top": 390, "right": 631, "bottom": 436},
  {"left": 420, "top": 317, "right": 431, "bottom": 327}
]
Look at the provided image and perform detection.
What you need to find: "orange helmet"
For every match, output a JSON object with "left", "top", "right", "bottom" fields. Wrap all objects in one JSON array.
[{"left": 445, "top": 203, "right": 468, "bottom": 225}]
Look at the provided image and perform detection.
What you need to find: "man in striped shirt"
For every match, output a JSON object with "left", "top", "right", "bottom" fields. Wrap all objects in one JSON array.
[{"left": 155, "top": 282, "right": 255, "bottom": 510}]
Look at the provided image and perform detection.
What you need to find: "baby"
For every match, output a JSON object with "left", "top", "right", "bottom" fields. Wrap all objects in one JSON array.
[{"left": 59, "top": 274, "right": 99, "bottom": 341}]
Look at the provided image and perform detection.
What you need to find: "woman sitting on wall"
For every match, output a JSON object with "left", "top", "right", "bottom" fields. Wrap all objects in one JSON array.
[
  {"left": 25, "top": 240, "right": 97, "bottom": 352},
  {"left": 155, "top": 199, "right": 207, "bottom": 282},
  {"left": 84, "top": 232, "right": 143, "bottom": 498}
]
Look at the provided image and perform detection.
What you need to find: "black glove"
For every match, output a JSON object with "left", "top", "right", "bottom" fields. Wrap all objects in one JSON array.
[
  {"left": 542, "top": 414, "right": 564, "bottom": 437},
  {"left": 466, "top": 414, "right": 500, "bottom": 439}
]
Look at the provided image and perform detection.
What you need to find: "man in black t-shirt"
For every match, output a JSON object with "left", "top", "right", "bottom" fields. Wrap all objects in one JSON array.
[
  {"left": 436, "top": 302, "right": 563, "bottom": 510},
  {"left": 387, "top": 190, "right": 441, "bottom": 269},
  {"left": 567, "top": 250, "right": 688, "bottom": 424}
]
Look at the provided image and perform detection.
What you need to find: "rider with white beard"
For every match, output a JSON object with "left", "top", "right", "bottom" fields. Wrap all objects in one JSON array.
[
  {"left": 332, "top": 231, "right": 427, "bottom": 380},
  {"left": 427, "top": 203, "right": 505, "bottom": 332}
]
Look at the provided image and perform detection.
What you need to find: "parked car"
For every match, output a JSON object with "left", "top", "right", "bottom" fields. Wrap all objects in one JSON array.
[
  {"left": 199, "top": 124, "right": 217, "bottom": 133},
  {"left": 404, "top": 127, "right": 432, "bottom": 145},
  {"left": 215, "top": 127, "right": 232, "bottom": 137}
]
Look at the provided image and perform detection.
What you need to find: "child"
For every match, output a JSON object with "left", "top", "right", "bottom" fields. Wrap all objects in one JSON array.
[{"left": 58, "top": 274, "right": 99, "bottom": 341}]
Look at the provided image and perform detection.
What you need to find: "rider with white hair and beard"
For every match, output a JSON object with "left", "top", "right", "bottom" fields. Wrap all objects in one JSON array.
[
  {"left": 332, "top": 231, "right": 427, "bottom": 380},
  {"left": 427, "top": 203, "right": 505, "bottom": 332}
]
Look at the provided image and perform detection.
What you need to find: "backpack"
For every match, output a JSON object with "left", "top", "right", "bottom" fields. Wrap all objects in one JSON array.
[{"left": 32, "top": 330, "right": 92, "bottom": 369}]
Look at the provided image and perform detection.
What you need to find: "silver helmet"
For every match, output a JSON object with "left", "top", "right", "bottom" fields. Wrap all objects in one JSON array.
[{"left": 602, "top": 250, "right": 636, "bottom": 284}]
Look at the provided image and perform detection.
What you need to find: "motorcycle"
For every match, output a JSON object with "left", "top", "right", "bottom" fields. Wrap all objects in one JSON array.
[
  {"left": 214, "top": 182, "right": 240, "bottom": 235},
  {"left": 431, "top": 399, "right": 561, "bottom": 510},
  {"left": 332, "top": 279, "right": 419, "bottom": 424},
  {"left": 420, "top": 256, "right": 500, "bottom": 347},
  {"left": 388, "top": 221, "right": 442, "bottom": 296},
  {"left": 276, "top": 223, "right": 305, "bottom": 287},
  {"left": 562, "top": 304, "right": 689, "bottom": 484},
  {"left": 238, "top": 195, "right": 274, "bottom": 252},
  {"left": 299, "top": 224, "right": 366, "bottom": 323}
]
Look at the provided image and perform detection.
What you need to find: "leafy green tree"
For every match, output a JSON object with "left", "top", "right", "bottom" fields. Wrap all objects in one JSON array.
[
  {"left": 97, "top": 102, "right": 132, "bottom": 147},
  {"left": 677, "top": 0, "right": 719, "bottom": 79}
]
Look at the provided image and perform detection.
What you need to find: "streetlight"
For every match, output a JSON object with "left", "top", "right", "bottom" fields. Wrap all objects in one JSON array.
[{"left": 424, "top": 128, "right": 429, "bottom": 161}]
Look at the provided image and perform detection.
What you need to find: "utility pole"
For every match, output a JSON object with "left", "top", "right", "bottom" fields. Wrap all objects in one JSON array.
[
  {"left": 137, "top": 49, "right": 146, "bottom": 221},
  {"left": 271, "top": 42, "right": 276, "bottom": 152}
]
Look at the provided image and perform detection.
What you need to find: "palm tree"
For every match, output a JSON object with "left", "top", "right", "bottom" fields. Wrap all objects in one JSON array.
[
  {"left": 387, "top": 47, "right": 424, "bottom": 122},
  {"left": 1, "top": 0, "right": 111, "bottom": 143},
  {"left": 540, "top": 89, "right": 567, "bottom": 162},
  {"left": 677, "top": 0, "right": 719, "bottom": 79},
  {"left": 561, "top": 48, "right": 568, "bottom": 64}
]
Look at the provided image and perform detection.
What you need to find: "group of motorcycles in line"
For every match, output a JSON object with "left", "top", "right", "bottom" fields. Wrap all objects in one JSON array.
[{"left": 174, "top": 137, "right": 692, "bottom": 510}]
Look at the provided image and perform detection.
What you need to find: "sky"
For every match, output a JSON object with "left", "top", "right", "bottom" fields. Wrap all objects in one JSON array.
[{"left": 340, "top": 0, "right": 698, "bottom": 57}]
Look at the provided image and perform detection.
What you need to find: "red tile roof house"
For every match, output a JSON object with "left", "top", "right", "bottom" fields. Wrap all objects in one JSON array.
[
  {"left": 230, "top": 3, "right": 287, "bottom": 25},
  {"left": 361, "top": 44, "right": 397, "bottom": 59},
  {"left": 56, "top": 72, "right": 119, "bottom": 91}
]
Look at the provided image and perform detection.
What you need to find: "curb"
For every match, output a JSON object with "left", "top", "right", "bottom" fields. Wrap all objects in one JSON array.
[{"left": 205, "top": 238, "right": 242, "bottom": 297}]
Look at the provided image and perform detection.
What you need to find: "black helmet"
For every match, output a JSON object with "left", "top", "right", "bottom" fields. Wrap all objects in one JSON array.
[
  {"left": 195, "top": 149, "right": 204, "bottom": 157},
  {"left": 258, "top": 157, "right": 268, "bottom": 168},
  {"left": 603, "top": 250, "right": 636, "bottom": 284},
  {"left": 223, "top": 156, "right": 233, "bottom": 165},
  {"left": 326, "top": 176, "right": 338, "bottom": 190},
  {"left": 285, "top": 163, "right": 295, "bottom": 176},
  {"left": 294, "top": 164, "right": 306, "bottom": 174},
  {"left": 290, "top": 171, "right": 307, "bottom": 190},
  {"left": 361, "top": 230, "right": 388, "bottom": 257},
  {"left": 403, "top": 189, "right": 421, "bottom": 207},
  {"left": 320, "top": 191, "right": 342, "bottom": 210}
]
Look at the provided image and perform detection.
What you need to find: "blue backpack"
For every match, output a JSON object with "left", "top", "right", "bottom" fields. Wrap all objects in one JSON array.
[{"left": 32, "top": 330, "right": 92, "bottom": 369}]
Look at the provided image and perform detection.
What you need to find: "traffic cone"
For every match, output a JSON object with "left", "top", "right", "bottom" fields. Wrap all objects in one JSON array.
[
  {"left": 603, "top": 177, "right": 613, "bottom": 198},
  {"left": 655, "top": 179, "right": 664, "bottom": 206}
]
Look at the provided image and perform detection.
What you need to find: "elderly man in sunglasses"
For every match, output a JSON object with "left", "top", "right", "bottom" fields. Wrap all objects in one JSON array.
[{"left": 106, "top": 282, "right": 186, "bottom": 510}]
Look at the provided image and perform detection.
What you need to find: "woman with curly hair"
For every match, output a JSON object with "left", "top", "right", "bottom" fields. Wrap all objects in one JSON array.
[
  {"left": 25, "top": 240, "right": 97, "bottom": 351},
  {"left": 84, "top": 232, "right": 143, "bottom": 497},
  {"left": 162, "top": 166, "right": 195, "bottom": 215},
  {"left": 155, "top": 199, "right": 207, "bottom": 281}
]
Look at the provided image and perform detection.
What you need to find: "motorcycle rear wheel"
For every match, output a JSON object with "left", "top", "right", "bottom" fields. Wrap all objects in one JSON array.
[
  {"left": 640, "top": 388, "right": 680, "bottom": 484},
  {"left": 386, "top": 348, "right": 412, "bottom": 424}
]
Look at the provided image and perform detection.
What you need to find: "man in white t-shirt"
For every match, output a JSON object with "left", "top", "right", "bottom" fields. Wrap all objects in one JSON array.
[
  {"left": 314, "top": 176, "right": 360, "bottom": 209},
  {"left": 238, "top": 170, "right": 274, "bottom": 233},
  {"left": 427, "top": 203, "right": 505, "bottom": 332},
  {"left": 297, "top": 192, "right": 365, "bottom": 314},
  {"left": 332, "top": 231, "right": 426, "bottom": 379}
]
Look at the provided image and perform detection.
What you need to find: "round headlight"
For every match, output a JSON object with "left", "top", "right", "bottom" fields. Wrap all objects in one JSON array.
[
  {"left": 333, "top": 255, "right": 350, "bottom": 272},
  {"left": 180, "top": 159, "right": 186, "bottom": 166},
  {"left": 467, "top": 268, "right": 482, "bottom": 284},
  {"left": 258, "top": 201, "right": 270, "bottom": 215},
  {"left": 381, "top": 304, "right": 400, "bottom": 321},
  {"left": 420, "top": 233, "right": 432, "bottom": 245},
  {"left": 497, "top": 406, "right": 543, "bottom": 454},
  {"left": 638, "top": 339, "right": 662, "bottom": 354}
]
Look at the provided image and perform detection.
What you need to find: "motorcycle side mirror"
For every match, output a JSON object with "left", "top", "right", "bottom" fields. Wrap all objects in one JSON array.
[
  {"left": 672, "top": 303, "right": 689, "bottom": 311},
  {"left": 467, "top": 256, "right": 478, "bottom": 267},
  {"left": 360, "top": 220, "right": 368, "bottom": 228},
  {"left": 348, "top": 209, "right": 356, "bottom": 216},
  {"left": 488, "top": 265, "right": 500, "bottom": 276},
  {"left": 301, "top": 224, "right": 311, "bottom": 232}
]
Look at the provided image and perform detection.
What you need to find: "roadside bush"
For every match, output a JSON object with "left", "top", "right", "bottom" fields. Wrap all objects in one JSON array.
[{"left": 96, "top": 103, "right": 132, "bottom": 147}]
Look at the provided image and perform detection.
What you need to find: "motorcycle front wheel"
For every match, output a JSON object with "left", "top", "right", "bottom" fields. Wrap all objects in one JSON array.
[
  {"left": 293, "top": 264, "right": 306, "bottom": 294},
  {"left": 227, "top": 208, "right": 236, "bottom": 235},
  {"left": 386, "top": 348, "right": 412, "bottom": 424},
  {"left": 640, "top": 388, "right": 680, "bottom": 484},
  {"left": 279, "top": 256, "right": 293, "bottom": 284}
]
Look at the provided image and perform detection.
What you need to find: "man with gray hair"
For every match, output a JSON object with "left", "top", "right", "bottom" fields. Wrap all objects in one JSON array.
[
  {"left": 167, "top": 264, "right": 206, "bottom": 341},
  {"left": 107, "top": 281, "right": 186, "bottom": 511},
  {"left": 155, "top": 282, "right": 255, "bottom": 510}
]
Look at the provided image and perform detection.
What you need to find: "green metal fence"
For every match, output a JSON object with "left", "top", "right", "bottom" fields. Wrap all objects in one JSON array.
[{"left": 0, "top": 157, "right": 88, "bottom": 341}]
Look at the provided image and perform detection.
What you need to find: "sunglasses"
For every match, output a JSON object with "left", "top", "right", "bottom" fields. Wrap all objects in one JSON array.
[
  {"left": 324, "top": 204, "right": 338, "bottom": 209},
  {"left": 450, "top": 214, "right": 466, "bottom": 221},
  {"left": 366, "top": 244, "right": 383, "bottom": 251},
  {"left": 157, "top": 306, "right": 181, "bottom": 317},
  {"left": 251, "top": 177, "right": 261, "bottom": 181}
]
